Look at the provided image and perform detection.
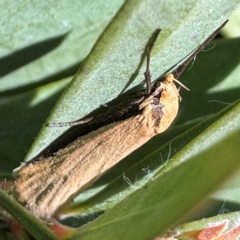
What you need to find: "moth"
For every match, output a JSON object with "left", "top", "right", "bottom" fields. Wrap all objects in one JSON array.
[{"left": 12, "top": 22, "right": 227, "bottom": 221}]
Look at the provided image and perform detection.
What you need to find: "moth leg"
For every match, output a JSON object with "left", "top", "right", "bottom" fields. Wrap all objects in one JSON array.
[
  {"left": 139, "top": 84, "right": 164, "bottom": 110},
  {"left": 48, "top": 116, "right": 94, "bottom": 127},
  {"left": 144, "top": 28, "right": 161, "bottom": 95}
]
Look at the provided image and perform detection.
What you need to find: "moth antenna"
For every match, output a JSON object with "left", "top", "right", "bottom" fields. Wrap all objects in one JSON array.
[
  {"left": 173, "top": 78, "right": 190, "bottom": 91},
  {"left": 175, "top": 20, "right": 228, "bottom": 78}
]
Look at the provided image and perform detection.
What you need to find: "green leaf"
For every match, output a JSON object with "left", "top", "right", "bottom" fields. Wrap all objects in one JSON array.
[
  {"left": 222, "top": 5, "right": 240, "bottom": 38},
  {"left": 159, "top": 211, "right": 240, "bottom": 238},
  {"left": 1, "top": 1, "right": 240, "bottom": 239},
  {"left": 25, "top": 0, "right": 239, "bottom": 161},
  {"left": 0, "top": 189, "right": 59, "bottom": 240},
  {"left": 0, "top": 0, "right": 123, "bottom": 175},
  {"left": 0, "top": 1, "right": 123, "bottom": 94}
]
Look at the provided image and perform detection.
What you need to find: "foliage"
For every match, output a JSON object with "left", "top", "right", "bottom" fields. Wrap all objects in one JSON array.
[{"left": 0, "top": 1, "right": 240, "bottom": 239}]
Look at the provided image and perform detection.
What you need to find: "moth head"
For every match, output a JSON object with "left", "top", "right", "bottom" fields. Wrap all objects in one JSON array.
[
  {"left": 162, "top": 74, "right": 189, "bottom": 102},
  {"left": 165, "top": 74, "right": 189, "bottom": 91}
]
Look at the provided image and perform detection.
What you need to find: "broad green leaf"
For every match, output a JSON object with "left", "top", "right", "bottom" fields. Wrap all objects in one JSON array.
[
  {"left": 0, "top": 0, "right": 123, "bottom": 175},
  {"left": 0, "top": 1, "right": 240, "bottom": 239},
  {"left": 0, "top": 1, "right": 123, "bottom": 93},
  {"left": 25, "top": 0, "right": 239, "bottom": 161},
  {"left": 222, "top": 5, "right": 240, "bottom": 38},
  {"left": 0, "top": 189, "right": 59, "bottom": 240}
]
